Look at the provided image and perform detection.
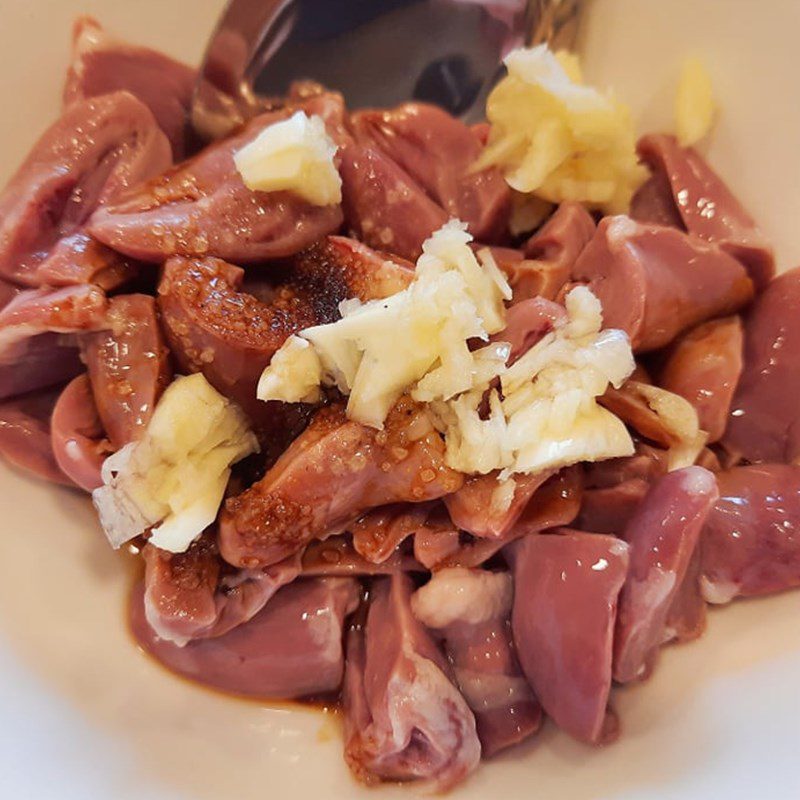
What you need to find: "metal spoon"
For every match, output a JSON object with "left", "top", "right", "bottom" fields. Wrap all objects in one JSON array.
[{"left": 192, "top": 0, "right": 584, "bottom": 140}]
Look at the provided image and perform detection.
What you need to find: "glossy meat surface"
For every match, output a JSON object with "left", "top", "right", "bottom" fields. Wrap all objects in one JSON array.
[
  {"left": 489, "top": 295, "right": 565, "bottom": 364},
  {"left": 340, "top": 144, "right": 448, "bottom": 261},
  {"left": 352, "top": 103, "right": 510, "bottom": 242},
  {"left": 0, "top": 92, "right": 170, "bottom": 286},
  {"left": 82, "top": 294, "right": 171, "bottom": 449},
  {"left": 220, "top": 400, "right": 464, "bottom": 568},
  {"left": 412, "top": 568, "right": 541, "bottom": 757},
  {"left": 572, "top": 216, "right": 753, "bottom": 352},
  {"left": 0, "top": 389, "right": 70, "bottom": 485},
  {"left": 445, "top": 470, "right": 554, "bottom": 539},
  {"left": 88, "top": 111, "right": 343, "bottom": 264},
  {"left": 635, "top": 134, "right": 774, "bottom": 288},
  {"left": 132, "top": 576, "right": 360, "bottom": 697},
  {"left": 351, "top": 504, "right": 432, "bottom": 564},
  {"left": 722, "top": 268, "right": 800, "bottom": 464},
  {"left": 511, "top": 530, "right": 629, "bottom": 744},
  {"left": 50, "top": 374, "right": 109, "bottom": 491},
  {"left": 659, "top": 317, "right": 743, "bottom": 442},
  {"left": 509, "top": 201, "right": 596, "bottom": 301},
  {"left": 0, "top": 31, "right": 795, "bottom": 789},
  {"left": 664, "top": 544, "right": 707, "bottom": 644},
  {"left": 303, "top": 534, "right": 423, "bottom": 576},
  {"left": 142, "top": 537, "right": 300, "bottom": 645},
  {"left": 64, "top": 17, "right": 196, "bottom": 159},
  {"left": 0, "top": 285, "right": 108, "bottom": 401},
  {"left": 702, "top": 465, "right": 800, "bottom": 602},
  {"left": 157, "top": 237, "right": 411, "bottom": 422},
  {"left": 343, "top": 574, "right": 480, "bottom": 790},
  {"left": 577, "top": 447, "right": 668, "bottom": 534},
  {"left": 421, "top": 468, "right": 582, "bottom": 569},
  {"left": 613, "top": 467, "right": 718, "bottom": 683}
]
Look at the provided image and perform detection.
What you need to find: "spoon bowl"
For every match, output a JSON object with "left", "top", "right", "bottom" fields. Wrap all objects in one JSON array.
[{"left": 191, "top": 0, "right": 583, "bottom": 139}]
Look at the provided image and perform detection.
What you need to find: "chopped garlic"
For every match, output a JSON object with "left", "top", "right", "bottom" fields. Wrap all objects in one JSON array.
[
  {"left": 502, "top": 394, "right": 633, "bottom": 476},
  {"left": 475, "top": 44, "right": 646, "bottom": 213},
  {"left": 509, "top": 192, "right": 553, "bottom": 236},
  {"left": 415, "top": 341, "right": 509, "bottom": 404},
  {"left": 256, "top": 335, "right": 322, "bottom": 404},
  {"left": 258, "top": 227, "right": 635, "bottom": 479},
  {"left": 631, "top": 382, "right": 708, "bottom": 470},
  {"left": 259, "top": 220, "right": 511, "bottom": 429},
  {"left": 417, "top": 227, "right": 512, "bottom": 333},
  {"left": 433, "top": 286, "right": 636, "bottom": 476},
  {"left": 555, "top": 49, "right": 583, "bottom": 83},
  {"left": 490, "top": 477, "right": 517, "bottom": 516},
  {"left": 675, "top": 57, "right": 716, "bottom": 146},
  {"left": 434, "top": 388, "right": 512, "bottom": 475},
  {"left": 234, "top": 111, "right": 342, "bottom": 206},
  {"left": 93, "top": 373, "right": 259, "bottom": 553}
]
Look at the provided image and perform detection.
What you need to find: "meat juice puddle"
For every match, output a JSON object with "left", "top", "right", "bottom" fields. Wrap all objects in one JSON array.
[{"left": 122, "top": 555, "right": 341, "bottom": 733}]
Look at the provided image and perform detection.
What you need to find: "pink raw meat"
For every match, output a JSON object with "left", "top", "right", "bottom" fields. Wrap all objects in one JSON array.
[{"left": 510, "top": 530, "right": 629, "bottom": 744}]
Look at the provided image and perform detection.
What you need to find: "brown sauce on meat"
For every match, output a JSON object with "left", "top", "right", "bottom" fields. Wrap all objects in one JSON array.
[{"left": 124, "top": 571, "right": 341, "bottom": 714}]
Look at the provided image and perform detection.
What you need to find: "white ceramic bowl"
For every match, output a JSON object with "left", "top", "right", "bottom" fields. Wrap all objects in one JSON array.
[{"left": 1, "top": 2, "right": 799, "bottom": 798}]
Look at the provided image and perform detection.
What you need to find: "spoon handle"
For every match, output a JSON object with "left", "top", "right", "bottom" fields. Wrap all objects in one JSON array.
[
  {"left": 527, "top": 0, "right": 585, "bottom": 50},
  {"left": 192, "top": 0, "right": 290, "bottom": 139}
]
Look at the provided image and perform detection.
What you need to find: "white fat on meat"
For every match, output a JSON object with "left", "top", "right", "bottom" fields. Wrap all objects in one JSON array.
[
  {"left": 700, "top": 576, "right": 739, "bottom": 605},
  {"left": 679, "top": 462, "right": 717, "bottom": 494},
  {"left": 307, "top": 598, "right": 351, "bottom": 671},
  {"left": 384, "top": 653, "right": 481, "bottom": 769},
  {"left": 454, "top": 670, "right": 534, "bottom": 712},
  {"left": 411, "top": 567, "right": 513, "bottom": 629},
  {"left": 143, "top": 588, "right": 192, "bottom": 648}
]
